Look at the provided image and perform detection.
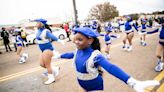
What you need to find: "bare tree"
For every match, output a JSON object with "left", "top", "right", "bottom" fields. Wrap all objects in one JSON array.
[{"left": 87, "top": 2, "right": 119, "bottom": 22}]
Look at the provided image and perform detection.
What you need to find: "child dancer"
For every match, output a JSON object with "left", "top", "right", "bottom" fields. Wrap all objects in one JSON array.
[
  {"left": 34, "top": 19, "right": 64, "bottom": 84},
  {"left": 122, "top": 16, "right": 138, "bottom": 51},
  {"left": 104, "top": 22, "right": 119, "bottom": 59},
  {"left": 155, "top": 18, "right": 164, "bottom": 72},
  {"left": 54, "top": 27, "right": 159, "bottom": 92},
  {"left": 138, "top": 19, "right": 149, "bottom": 46},
  {"left": 15, "top": 31, "right": 28, "bottom": 63}
]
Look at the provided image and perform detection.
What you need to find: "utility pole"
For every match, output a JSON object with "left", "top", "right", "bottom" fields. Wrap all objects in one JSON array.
[{"left": 72, "top": 0, "right": 78, "bottom": 25}]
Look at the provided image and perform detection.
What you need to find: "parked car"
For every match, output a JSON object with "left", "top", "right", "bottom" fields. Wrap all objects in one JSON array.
[
  {"left": 26, "top": 27, "right": 67, "bottom": 44},
  {"left": 51, "top": 27, "right": 67, "bottom": 40}
]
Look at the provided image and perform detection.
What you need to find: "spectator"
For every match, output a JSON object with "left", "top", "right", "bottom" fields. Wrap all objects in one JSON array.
[
  {"left": 64, "top": 23, "right": 71, "bottom": 41},
  {"left": 1, "top": 27, "right": 12, "bottom": 52}
]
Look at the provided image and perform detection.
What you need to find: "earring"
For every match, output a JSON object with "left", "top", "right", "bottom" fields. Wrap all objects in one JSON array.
[{"left": 88, "top": 43, "right": 91, "bottom": 45}]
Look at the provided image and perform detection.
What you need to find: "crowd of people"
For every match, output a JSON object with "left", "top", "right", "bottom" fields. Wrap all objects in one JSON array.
[{"left": 0, "top": 15, "right": 164, "bottom": 92}]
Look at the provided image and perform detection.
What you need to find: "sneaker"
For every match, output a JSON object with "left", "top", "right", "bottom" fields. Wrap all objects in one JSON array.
[
  {"left": 155, "top": 61, "right": 164, "bottom": 72},
  {"left": 18, "top": 57, "right": 25, "bottom": 64},
  {"left": 19, "top": 61, "right": 24, "bottom": 64},
  {"left": 44, "top": 74, "right": 55, "bottom": 85},
  {"left": 127, "top": 46, "right": 132, "bottom": 52},
  {"left": 142, "top": 42, "right": 147, "bottom": 46},
  {"left": 122, "top": 45, "right": 127, "bottom": 51},
  {"left": 23, "top": 53, "right": 28, "bottom": 60}
]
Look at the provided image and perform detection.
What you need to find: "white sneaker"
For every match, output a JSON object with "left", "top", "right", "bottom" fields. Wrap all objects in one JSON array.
[
  {"left": 122, "top": 45, "right": 127, "bottom": 51},
  {"left": 127, "top": 46, "right": 132, "bottom": 52},
  {"left": 155, "top": 61, "right": 164, "bottom": 72},
  {"left": 18, "top": 57, "right": 25, "bottom": 64},
  {"left": 44, "top": 74, "right": 55, "bottom": 85},
  {"left": 142, "top": 42, "right": 147, "bottom": 46},
  {"left": 22, "top": 53, "right": 28, "bottom": 61}
]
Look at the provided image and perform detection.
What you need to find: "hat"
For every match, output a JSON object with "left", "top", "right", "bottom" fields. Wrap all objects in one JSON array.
[
  {"left": 34, "top": 18, "right": 47, "bottom": 25},
  {"left": 126, "top": 16, "right": 132, "bottom": 19},
  {"left": 73, "top": 27, "right": 99, "bottom": 38}
]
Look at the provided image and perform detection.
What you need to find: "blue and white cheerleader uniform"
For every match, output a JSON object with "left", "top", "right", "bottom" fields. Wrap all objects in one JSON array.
[
  {"left": 16, "top": 35, "right": 28, "bottom": 63},
  {"left": 91, "top": 21, "right": 98, "bottom": 32},
  {"left": 60, "top": 46, "right": 130, "bottom": 91},
  {"left": 36, "top": 27, "right": 58, "bottom": 52},
  {"left": 124, "top": 20, "right": 134, "bottom": 34},
  {"left": 104, "top": 25, "right": 113, "bottom": 45},
  {"left": 34, "top": 18, "right": 62, "bottom": 84},
  {"left": 59, "top": 27, "right": 131, "bottom": 91},
  {"left": 16, "top": 35, "right": 23, "bottom": 47},
  {"left": 54, "top": 27, "right": 160, "bottom": 91},
  {"left": 159, "top": 26, "right": 164, "bottom": 46}
]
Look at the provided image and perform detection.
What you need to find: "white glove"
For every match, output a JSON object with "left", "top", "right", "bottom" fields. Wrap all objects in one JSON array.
[
  {"left": 127, "top": 77, "right": 160, "bottom": 92},
  {"left": 57, "top": 39, "right": 65, "bottom": 45},
  {"left": 52, "top": 50, "right": 61, "bottom": 59}
]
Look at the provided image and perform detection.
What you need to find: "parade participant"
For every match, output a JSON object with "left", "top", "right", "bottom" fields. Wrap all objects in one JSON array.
[
  {"left": 138, "top": 19, "right": 148, "bottom": 46},
  {"left": 104, "top": 22, "right": 119, "bottom": 59},
  {"left": 155, "top": 18, "right": 164, "bottom": 72},
  {"left": 53, "top": 27, "right": 159, "bottom": 92},
  {"left": 122, "top": 16, "right": 138, "bottom": 51},
  {"left": 91, "top": 20, "right": 98, "bottom": 32},
  {"left": 34, "top": 18, "right": 64, "bottom": 84},
  {"left": 15, "top": 31, "right": 28, "bottom": 64}
]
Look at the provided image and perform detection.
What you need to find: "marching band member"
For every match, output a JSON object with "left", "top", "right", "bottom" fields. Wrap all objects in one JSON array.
[
  {"left": 53, "top": 27, "right": 159, "bottom": 92},
  {"left": 34, "top": 18, "right": 64, "bottom": 84}
]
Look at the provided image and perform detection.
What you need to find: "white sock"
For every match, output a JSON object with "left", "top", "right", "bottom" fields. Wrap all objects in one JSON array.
[{"left": 52, "top": 66, "right": 60, "bottom": 77}]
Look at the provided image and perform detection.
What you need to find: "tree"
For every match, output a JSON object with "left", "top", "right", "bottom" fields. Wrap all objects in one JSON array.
[
  {"left": 129, "top": 14, "right": 139, "bottom": 20},
  {"left": 87, "top": 2, "right": 119, "bottom": 22}
]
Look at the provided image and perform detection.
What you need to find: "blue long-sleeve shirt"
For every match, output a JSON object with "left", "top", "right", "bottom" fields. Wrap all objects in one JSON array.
[
  {"left": 60, "top": 47, "right": 130, "bottom": 91},
  {"left": 125, "top": 20, "right": 138, "bottom": 32},
  {"left": 36, "top": 28, "right": 58, "bottom": 52},
  {"left": 16, "top": 35, "right": 23, "bottom": 44},
  {"left": 36, "top": 28, "right": 58, "bottom": 42}
]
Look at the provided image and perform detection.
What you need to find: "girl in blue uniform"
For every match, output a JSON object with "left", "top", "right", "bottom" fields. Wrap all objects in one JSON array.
[
  {"left": 104, "top": 22, "right": 119, "bottom": 59},
  {"left": 34, "top": 19, "right": 64, "bottom": 84},
  {"left": 138, "top": 19, "right": 148, "bottom": 46},
  {"left": 54, "top": 27, "right": 159, "bottom": 92},
  {"left": 15, "top": 31, "right": 28, "bottom": 64},
  {"left": 91, "top": 21, "right": 98, "bottom": 32},
  {"left": 123, "top": 16, "right": 138, "bottom": 51},
  {"left": 155, "top": 19, "right": 164, "bottom": 72}
]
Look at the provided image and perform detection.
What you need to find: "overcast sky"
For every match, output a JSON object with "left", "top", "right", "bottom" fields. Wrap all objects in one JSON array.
[{"left": 0, "top": 0, "right": 164, "bottom": 25}]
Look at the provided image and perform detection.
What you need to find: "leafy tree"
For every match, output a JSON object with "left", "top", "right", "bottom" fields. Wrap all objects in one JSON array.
[{"left": 87, "top": 2, "right": 119, "bottom": 22}]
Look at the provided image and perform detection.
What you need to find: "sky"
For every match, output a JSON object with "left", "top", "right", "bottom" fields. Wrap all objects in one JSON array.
[{"left": 0, "top": 0, "right": 164, "bottom": 25}]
